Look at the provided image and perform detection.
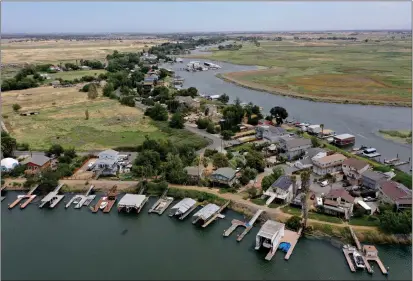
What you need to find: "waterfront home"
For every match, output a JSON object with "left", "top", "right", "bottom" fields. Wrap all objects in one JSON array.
[
  {"left": 175, "top": 96, "right": 201, "bottom": 110},
  {"left": 292, "top": 147, "right": 328, "bottom": 171},
  {"left": 342, "top": 158, "right": 370, "bottom": 185},
  {"left": 93, "top": 149, "right": 119, "bottom": 176},
  {"left": 361, "top": 170, "right": 387, "bottom": 190},
  {"left": 184, "top": 166, "right": 203, "bottom": 184},
  {"left": 255, "top": 125, "right": 287, "bottom": 143},
  {"left": 306, "top": 125, "right": 320, "bottom": 135},
  {"left": 255, "top": 220, "right": 285, "bottom": 259},
  {"left": 210, "top": 167, "right": 237, "bottom": 187},
  {"left": 312, "top": 153, "right": 347, "bottom": 176},
  {"left": 263, "top": 175, "right": 298, "bottom": 205},
  {"left": 318, "top": 129, "right": 335, "bottom": 138},
  {"left": 22, "top": 155, "right": 52, "bottom": 174},
  {"left": 377, "top": 180, "right": 412, "bottom": 210},
  {"left": 278, "top": 137, "right": 312, "bottom": 160},
  {"left": 322, "top": 188, "right": 355, "bottom": 220},
  {"left": 98, "top": 149, "right": 119, "bottom": 161},
  {"left": 333, "top": 134, "right": 355, "bottom": 147}
]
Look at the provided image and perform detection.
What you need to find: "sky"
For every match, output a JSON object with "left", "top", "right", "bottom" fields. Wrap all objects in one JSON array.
[{"left": 1, "top": 2, "right": 411, "bottom": 34}]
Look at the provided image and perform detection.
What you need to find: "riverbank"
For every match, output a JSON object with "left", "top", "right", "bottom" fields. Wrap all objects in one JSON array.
[
  {"left": 379, "top": 130, "right": 412, "bottom": 145},
  {"left": 4, "top": 179, "right": 410, "bottom": 245},
  {"left": 216, "top": 72, "right": 411, "bottom": 108}
]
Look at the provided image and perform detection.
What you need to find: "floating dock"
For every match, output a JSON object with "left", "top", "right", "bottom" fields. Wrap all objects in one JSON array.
[
  {"left": 343, "top": 248, "right": 356, "bottom": 272},
  {"left": 280, "top": 229, "right": 300, "bottom": 260},
  {"left": 192, "top": 203, "right": 221, "bottom": 225},
  {"left": 169, "top": 198, "right": 198, "bottom": 220},
  {"left": 223, "top": 209, "right": 264, "bottom": 242},
  {"left": 199, "top": 201, "right": 230, "bottom": 228},
  {"left": 91, "top": 185, "right": 117, "bottom": 213},
  {"left": 39, "top": 184, "right": 64, "bottom": 208},
  {"left": 66, "top": 185, "right": 95, "bottom": 209},
  {"left": 8, "top": 185, "right": 39, "bottom": 210},
  {"left": 149, "top": 197, "right": 174, "bottom": 215}
]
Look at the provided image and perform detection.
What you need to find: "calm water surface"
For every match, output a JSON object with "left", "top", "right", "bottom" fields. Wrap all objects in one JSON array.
[
  {"left": 2, "top": 192, "right": 411, "bottom": 280},
  {"left": 162, "top": 57, "right": 412, "bottom": 173}
]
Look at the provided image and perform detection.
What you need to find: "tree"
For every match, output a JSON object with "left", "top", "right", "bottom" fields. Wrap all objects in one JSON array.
[
  {"left": 169, "top": 112, "right": 184, "bottom": 129},
  {"left": 12, "top": 104, "right": 21, "bottom": 112},
  {"left": 85, "top": 109, "right": 89, "bottom": 120},
  {"left": 239, "top": 167, "right": 258, "bottom": 185},
  {"left": 290, "top": 175, "right": 298, "bottom": 197},
  {"left": 1, "top": 131, "right": 16, "bottom": 157},
  {"left": 286, "top": 216, "right": 301, "bottom": 231},
  {"left": 64, "top": 147, "right": 77, "bottom": 159},
  {"left": 212, "top": 153, "right": 229, "bottom": 168},
  {"left": 164, "top": 153, "right": 188, "bottom": 184},
  {"left": 270, "top": 106, "right": 288, "bottom": 125},
  {"left": 202, "top": 156, "right": 209, "bottom": 168},
  {"left": 196, "top": 118, "right": 210, "bottom": 129},
  {"left": 187, "top": 87, "right": 198, "bottom": 97},
  {"left": 144, "top": 103, "right": 168, "bottom": 121},
  {"left": 87, "top": 83, "right": 99, "bottom": 99},
  {"left": 206, "top": 123, "right": 216, "bottom": 134},
  {"left": 120, "top": 96, "right": 135, "bottom": 107},
  {"left": 311, "top": 136, "right": 321, "bottom": 148},
  {"left": 246, "top": 187, "right": 258, "bottom": 198},
  {"left": 45, "top": 144, "right": 64, "bottom": 157},
  {"left": 300, "top": 170, "right": 311, "bottom": 231},
  {"left": 245, "top": 150, "right": 265, "bottom": 172},
  {"left": 102, "top": 83, "right": 114, "bottom": 97},
  {"left": 320, "top": 124, "right": 324, "bottom": 136},
  {"left": 159, "top": 68, "right": 170, "bottom": 80},
  {"left": 221, "top": 130, "right": 234, "bottom": 140},
  {"left": 379, "top": 210, "right": 412, "bottom": 234}
]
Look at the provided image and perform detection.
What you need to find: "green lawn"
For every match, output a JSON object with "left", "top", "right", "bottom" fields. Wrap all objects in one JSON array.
[
  {"left": 204, "top": 40, "right": 412, "bottom": 106},
  {"left": 308, "top": 212, "right": 343, "bottom": 224},
  {"left": 281, "top": 205, "right": 302, "bottom": 216},
  {"left": 379, "top": 130, "right": 412, "bottom": 144},
  {"left": 349, "top": 216, "right": 380, "bottom": 227}
]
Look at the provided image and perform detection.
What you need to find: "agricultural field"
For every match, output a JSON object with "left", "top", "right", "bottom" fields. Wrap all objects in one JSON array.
[
  {"left": 1, "top": 87, "right": 207, "bottom": 151},
  {"left": 1, "top": 38, "right": 167, "bottom": 64},
  {"left": 205, "top": 39, "right": 412, "bottom": 106},
  {"left": 48, "top": 69, "right": 107, "bottom": 81}
]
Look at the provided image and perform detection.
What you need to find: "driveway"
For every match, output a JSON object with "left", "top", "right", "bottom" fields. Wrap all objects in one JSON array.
[{"left": 184, "top": 123, "right": 225, "bottom": 154}]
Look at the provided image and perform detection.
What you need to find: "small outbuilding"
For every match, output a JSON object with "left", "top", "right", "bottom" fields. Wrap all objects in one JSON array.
[{"left": 1, "top": 158, "right": 19, "bottom": 172}]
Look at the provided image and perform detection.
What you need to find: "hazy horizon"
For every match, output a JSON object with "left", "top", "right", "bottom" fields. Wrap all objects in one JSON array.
[{"left": 2, "top": 2, "right": 411, "bottom": 34}]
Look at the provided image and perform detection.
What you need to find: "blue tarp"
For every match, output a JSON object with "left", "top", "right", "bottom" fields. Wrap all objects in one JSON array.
[{"left": 278, "top": 242, "right": 291, "bottom": 252}]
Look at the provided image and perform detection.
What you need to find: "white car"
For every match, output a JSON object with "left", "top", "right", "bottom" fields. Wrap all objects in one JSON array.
[
  {"left": 87, "top": 161, "right": 95, "bottom": 170},
  {"left": 320, "top": 180, "right": 328, "bottom": 187}
]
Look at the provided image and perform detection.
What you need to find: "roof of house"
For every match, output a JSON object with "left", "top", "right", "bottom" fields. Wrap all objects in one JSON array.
[
  {"left": 315, "top": 154, "right": 347, "bottom": 165},
  {"left": 266, "top": 126, "right": 286, "bottom": 135},
  {"left": 326, "top": 188, "right": 355, "bottom": 203},
  {"left": 306, "top": 147, "right": 326, "bottom": 159},
  {"left": 118, "top": 194, "right": 147, "bottom": 208},
  {"left": 285, "top": 138, "right": 312, "bottom": 150},
  {"left": 98, "top": 149, "right": 119, "bottom": 158},
  {"left": 22, "top": 155, "right": 51, "bottom": 167},
  {"left": 257, "top": 220, "right": 285, "bottom": 240},
  {"left": 379, "top": 180, "right": 412, "bottom": 204},
  {"left": 362, "top": 170, "right": 387, "bottom": 181},
  {"left": 212, "top": 167, "right": 237, "bottom": 180},
  {"left": 176, "top": 96, "right": 196, "bottom": 104},
  {"left": 342, "top": 158, "right": 369, "bottom": 170},
  {"left": 324, "top": 199, "right": 339, "bottom": 207},
  {"left": 363, "top": 245, "right": 378, "bottom": 252},
  {"left": 271, "top": 175, "right": 293, "bottom": 191},
  {"left": 334, "top": 133, "right": 355, "bottom": 140},
  {"left": 185, "top": 166, "right": 201, "bottom": 176}
]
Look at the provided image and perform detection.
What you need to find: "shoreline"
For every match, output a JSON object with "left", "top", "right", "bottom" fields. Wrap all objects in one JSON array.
[
  {"left": 216, "top": 72, "right": 411, "bottom": 108},
  {"left": 4, "top": 183, "right": 411, "bottom": 246}
]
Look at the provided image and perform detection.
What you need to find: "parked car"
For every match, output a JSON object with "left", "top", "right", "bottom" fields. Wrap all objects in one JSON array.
[
  {"left": 87, "top": 161, "right": 95, "bottom": 170},
  {"left": 320, "top": 180, "right": 328, "bottom": 187}
]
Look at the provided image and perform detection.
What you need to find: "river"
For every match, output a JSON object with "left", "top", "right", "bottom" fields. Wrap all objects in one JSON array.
[
  {"left": 162, "top": 57, "right": 412, "bottom": 173},
  {"left": 1, "top": 192, "right": 411, "bottom": 280}
]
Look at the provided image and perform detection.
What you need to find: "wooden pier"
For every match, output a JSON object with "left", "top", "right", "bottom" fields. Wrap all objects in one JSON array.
[
  {"left": 349, "top": 227, "right": 362, "bottom": 251},
  {"left": 281, "top": 229, "right": 300, "bottom": 260},
  {"left": 8, "top": 185, "right": 39, "bottom": 209},
  {"left": 148, "top": 189, "right": 173, "bottom": 215},
  {"left": 223, "top": 209, "right": 264, "bottom": 242},
  {"left": 223, "top": 219, "right": 245, "bottom": 237},
  {"left": 66, "top": 185, "right": 95, "bottom": 209},
  {"left": 202, "top": 200, "right": 230, "bottom": 228},
  {"left": 20, "top": 195, "right": 36, "bottom": 209},
  {"left": 39, "top": 184, "right": 64, "bottom": 208},
  {"left": 365, "top": 256, "right": 388, "bottom": 275},
  {"left": 343, "top": 248, "right": 356, "bottom": 272},
  {"left": 91, "top": 185, "right": 117, "bottom": 213}
]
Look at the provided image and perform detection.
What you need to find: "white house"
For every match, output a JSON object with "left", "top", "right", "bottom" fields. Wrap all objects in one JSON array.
[
  {"left": 341, "top": 158, "right": 370, "bottom": 184},
  {"left": 255, "top": 220, "right": 285, "bottom": 258},
  {"left": 98, "top": 149, "right": 119, "bottom": 161},
  {"left": 312, "top": 153, "right": 347, "bottom": 176},
  {"left": 264, "top": 175, "right": 299, "bottom": 205},
  {"left": 94, "top": 149, "right": 120, "bottom": 176}
]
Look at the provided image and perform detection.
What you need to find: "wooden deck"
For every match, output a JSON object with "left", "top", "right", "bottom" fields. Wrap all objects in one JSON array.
[
  {"left": 202, "top": 200, "right": 230, "bottom": 228},
  {"left": 280, "top": 229, "right": 300, "bottom": 260},
  {"left": 366, "top": 257, "right": 388, "bottom": 275},
  {"left": 223, "top": 219, "right": 245, "bottom": 237},
  {"left": 103, "top": 199, "right": 116, "bottom": 213},
  {"left": 8, "top": 197, "right": 24, "bottom": 209},
  {"left": 343, "top": 249, "right": 356, "bottom": 272},
  {"left": 349, "top": 227, "right": 362, "bottom": 251},
  {"left": 20, "top": 195, "right": 36, "bottom": 209},
  {"left": 91, "top": 197, "right": 105, "bottom": 213}
]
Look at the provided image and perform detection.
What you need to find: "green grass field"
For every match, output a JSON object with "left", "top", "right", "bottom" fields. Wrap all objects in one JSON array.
[
  {"left": 205, "top": 40, "right": 412, "bottom": 106},
  {"left": 379, "top": 130, "right": 412, "bottom": 144},
  {"left": 48, "top": 69, "right": 107, "bottom": 81},
  {"left": 2, "top": 87, "right": 208, "bottom": 151}
]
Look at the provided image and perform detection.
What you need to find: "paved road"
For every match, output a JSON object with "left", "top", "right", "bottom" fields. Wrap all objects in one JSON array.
[{"left": 184, "top": 123, "right": 226, "bottom": 154}]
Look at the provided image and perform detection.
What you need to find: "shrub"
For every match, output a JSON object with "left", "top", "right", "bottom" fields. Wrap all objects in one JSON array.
[
  {"left": 12, "top": 104, "right": 21, "bottom": 112},
  {"left": 286, "top": 215, "right": 302, "bottom": 231}
]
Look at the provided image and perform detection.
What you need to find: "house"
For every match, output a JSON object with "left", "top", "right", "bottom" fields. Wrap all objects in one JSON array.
[
  {"left": 255, "top": 220, "right": 285, "bottom": 258},
  {"left": 293, "top": 147, "right": 327, "bottom": 171},
  {"left": 93, "top": 149, "right": 120, "bottom": 176},
  {"left": 312, "top": 153, "right": 347, "bottom": 176},
  {"left": 210, "top": 167, "right": 237, "bottom": 187},
  {"left": 306, "top": 125, "right": 320, "bottom": 135},
  {"left": 255, "top": 125, "right": 287, "bottom": 143},
  {"left": 263, "top": 175, "right": 296, "bottom": 205},
  {"left": 322, "top": 188, "right": 355, "bottom": 220},
  {"left": 333, "top": 133, "right": 355, "bottom": 147},
  {"left": 377, "top": 180, "right": 412, "bottom": 210},
  {"left": 342, "top": 158, "right": 370, "bottom": 184},
  {"left": 184, "top": 166, "right": 203, "bottom": 183},
  {"left": 279, "top": 137, "right": 312, "bottom": 160},
  {"left": 361, "top": 170, "right": 387, "bottom": 190},
  {"left": 22, "top": 155, "right": 52, "bottom": 173},
  {"left": 363, "top": 245, "right": 378, "bottom": 258},
  {"left": 175, "top": 96, "right": 201, "bottom": 110}
]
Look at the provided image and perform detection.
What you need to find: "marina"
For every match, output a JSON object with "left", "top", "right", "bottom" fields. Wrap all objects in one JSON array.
[{"left": 39, "top": 183, "right": 65, "bottom": 208}]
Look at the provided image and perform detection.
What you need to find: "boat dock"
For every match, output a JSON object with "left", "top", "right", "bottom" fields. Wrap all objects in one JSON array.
[
  {"left": 343, "top": 248, "right": 356, "bottom": 272},
  {"left": 349, "top": 227, "right": 362, "bottom": 251},
  {"left": 223, "top": 209, "right": 264, "bottom": 242},
  {"left": 179, "top": 203, "right": 199, "bottom": 220},
  {"left": 391, "top": 160, "right": 410, "bottom": 167},
  {"left": 91, "top": 185, "right": 117, "bottom": 213},
  {"left": 168, "top": 198, "right": 198, "bottom": 219},
  {"left": 66, "top": 185, "right": 95, "bottom": 209},
  {"left": 8, "top": 185, "right": 39, "bottom": 210},
  {"left": 39, "top": 184, "right": 64, "bottom": 208},
  {"left": 149, "top": 196, "right": 174, "bottom": 215},
  {"left": 280, "top": 229, "right": 300, "bottom": 260},
  {"left": 200, "top": 200, "right": 230, "bottom": 228}
]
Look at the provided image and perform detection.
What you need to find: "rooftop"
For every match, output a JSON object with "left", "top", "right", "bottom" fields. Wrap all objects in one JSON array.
[
  {"left": 306, "top": 147, "right": 326, "bottom": 159},
  {"left": 362, "top": 170, "right": 387, "bottom": 181},
  {"left": 192, "top": 203, "right": 220, "bottom": 220},
  {"left": 98, "top": 149, "right": 119, "bottom": 158},
  {"left": 285, "top": 138, "right": 312, "bottom": 150},
  {"left": 334, "top": 133, "right": 355, "bottom": 140},
  {"left": 118, "top": 194, "right": 147, "bottom": 208},
  {"left": 270, "top": 175, "right": 292, "bottom": 191},
  {"left": 257, "top": 220, "right": 285, "bottom": 240},
  {"left": 185, "top": 166, "right": 202, "bottom": 176},
  {"left": 171, "top": 198, "right": 197, "bottom": 213},
  {"left": 326, "top": 188, "right": 355, "bottom": 203},
  {"left": 363, "top": 245, "right": 378, "bottom": 252},
  {"left": 342, "top": 158, "right": 370, "bottom": 170},
  {"left": 212, "top": 167, "right": 237, "bottom": 180},
  {"left": 314, "top": 153, "right": 347, "bottom": 165},
  {"left": 22, "top": 154, "right": 51, "bottom": 167},
  {"left": 379, "top": 180, "right": 412, "bottom": 204}
]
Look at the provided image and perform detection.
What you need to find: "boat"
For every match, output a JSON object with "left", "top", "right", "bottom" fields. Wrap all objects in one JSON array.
[
  {"left": 362, "top": 148, "right": 381, "bottom": 158},
  {"left": 73, "top": 197, "right": 82, "bottom": 204},
  {"left": 352, "top": 251, "right": 366, "bottom": 269},
  {"left": 100, "top": 201, "right": 108, "bottom": 210}
]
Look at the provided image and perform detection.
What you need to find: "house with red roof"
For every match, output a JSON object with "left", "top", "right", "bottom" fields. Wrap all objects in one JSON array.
[{"left": 377, "top": 180, "right": 412, "bottom": 211}]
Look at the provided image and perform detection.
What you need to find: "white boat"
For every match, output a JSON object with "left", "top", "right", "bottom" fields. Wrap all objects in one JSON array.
[
  {"left": 362, "top": 148, "right": 381, "bottom": 158},
  {"left": 353, "top": 251, "right": 366, "bottom": 269},
  {"left": 100, "top": 201, "right": 108, "bottom": 210},
  {"left": 73, "top": 197, "right": 82, "bottom": 204}
]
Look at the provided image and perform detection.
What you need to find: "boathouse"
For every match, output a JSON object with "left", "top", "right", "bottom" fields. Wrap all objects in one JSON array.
[
  {"left": 117, "top": 194, "right": 148, "bottom": 213},
  {"left": 169, "top": 198, "right": 197, "bottom": 217},
  {"left": 192, "top": 203, "right": 220, "bottom": 223},
  {"left": 255, "top": 220, "right": 285, "bottom": 258}
]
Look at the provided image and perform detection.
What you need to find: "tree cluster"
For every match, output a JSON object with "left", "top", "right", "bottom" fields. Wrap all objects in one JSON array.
[
  {"left": 379, "top": 210, "right": 412, "bottom": 234},
  {"left": 261, "top": 167, "right": 285, "bottom": 191}
]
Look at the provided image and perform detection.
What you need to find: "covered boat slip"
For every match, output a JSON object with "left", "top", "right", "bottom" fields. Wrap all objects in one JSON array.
[
  {"left": 192, "top": 203, "right": 220, "bottom": 224},
  {"left": 169, "top": 198, "right": 198, "bottom": 219},
  {"left": 117, "top": 194, "right": 148, "bottom": 213}
]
